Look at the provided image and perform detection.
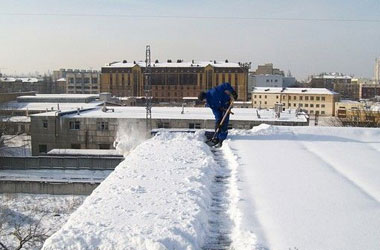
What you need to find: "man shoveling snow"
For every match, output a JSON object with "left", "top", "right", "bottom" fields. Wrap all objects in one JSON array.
[{"left": 198, "top": 82, "right": 237, "bottom": 147}]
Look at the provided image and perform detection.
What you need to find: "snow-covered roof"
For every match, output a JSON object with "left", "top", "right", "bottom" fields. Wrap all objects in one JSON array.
[
  {"left": 103, "top": 60, "right": 243, "bottom": 68},
  {"left": 57, "top": 78, "right": 66, "bottom": 82},
  {"left": 47, "top": 149, "right": 122, "bottom": 157},
  {"left": 32, "top": 106, "right": 307, "bottom": 122},
  {"left": 312, "top": 73, "right": 352, "bottom": 79},
  {"left": 0, "top": 77, "right": 41, "bottom": 83},
  {"left": 0, "top": 116, "right": 30, "bottom": 123},
  {"left": 0, "top": 101, "right": 102, "bottom": 111},
  {"left": 252, "top": 87, "right": 337, "bottom": 95},
  {"left": 18, "top": 94, "right": 98, "bottom": 99}
]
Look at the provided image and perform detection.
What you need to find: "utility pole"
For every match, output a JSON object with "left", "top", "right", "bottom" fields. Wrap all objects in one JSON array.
[{"left": 145, "top": 45, "right": 152, "bottom": 131}]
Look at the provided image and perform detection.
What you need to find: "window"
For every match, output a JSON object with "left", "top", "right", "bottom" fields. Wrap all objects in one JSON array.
[
  {"left": 322, "top": 97, "right": 325, "bottom": 101},
  {"left": 294, "top": 103, "right": 296, "bottom": 107},
  {"left": 310, "top": 96, "right": 314, "bottom": 101},
  {"left": 316, "top": 104, "right": 320, "bottom": 108},
  {"left": 299, "top": 103, "right": 303, "bottom": 107},
  {"left": 254, "top": 101, "right": 257, "bottom": 104},
  {"left": 99, "top": 144, "right": 111, "bottom": 149},
  {"left": 305, "top": 96, "right": 309, "bottom": 101},
  {"left": 305, "top": 104, "right": 309, "bottom": 107},
  {"left": 275, "top": 79, "right": 278, "bottom": 82},
  {"left": 259, "top": 95, "right": 261, "bottom": 98},
  {"left": 189, "top": 123, "right": 201, "bottom": 129},
  {"left": 316, "top": 97, "right": 320, "bottom": 101},
  {"left": 97, "top": 121, "right": 109, "bottom": 131},
  {"left": 265, "top": 95, "right": 267, "bottom": 99},
  {"left": 321, "top": 111, "right": 325, "bottom": 115},
  {"left": 276, "top": 95, "right": 279, "bottom": 99},
  {"left": 310, "top": 104, "right": 314, "bottom": 107},
  {"left": 321, "top": 104, "right": 325, "bottom": 108},
  {"left": 300, "top": 96, "right": 303, "bottom": 100},
  {"left": 310, "top": 110, "right": 314, "bottom": 114},
  {"left": 39, "top": 144, "right": 47, "bottom": 153},
  {"left": 293, "top": 96, "right": 297, "bottom": 100},
  {"left": 69, "top": 121, "right": 80, "bottom": 130},
  {"left": 42, "top": 120, "right": 48, "bottom": 128},
  {"left": 157, "top": 122, "right": 170, "bottom": 128},
  {"left": 266, "top": 79, "right": 269, "bottom": 82},
  {"left": 254, "top": 95, "right": 257, "bottom": 98},
  {"left": 71, "top": 144, "right": 81, "bottom": 149},
  {"left": 264, "top": 101, "right": 267, "bottom": 104}
]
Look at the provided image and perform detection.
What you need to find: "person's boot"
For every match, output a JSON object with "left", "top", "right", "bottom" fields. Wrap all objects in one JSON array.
[{"left": 213, "top": 139, "right": 224, "bottom": 148}]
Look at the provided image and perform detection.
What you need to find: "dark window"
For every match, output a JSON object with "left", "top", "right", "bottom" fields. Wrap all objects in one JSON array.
[
  {"left": 305, "top": 96, "right": 309, "bottom": 101},
  {"left": 92, "top": 78, "right": 98, "bottom": 84},
  {"left": 42, "top": 120, "right": 48, "bottom": 128},
  {"left": 310, "top": 96, "right": 314, "bottom": 101},
  {"left": 99, "top": 144, "right": 110, "bottom": 149},
  {"left": 189, "top": 123, "right": 201, "bottom": 129},
  {"left": 97, "top": 121, "right": 109, "bottom": 131},
  {"left": 157, "top": 122, "right": 170, "bottom": 128},
  {"left": 321, "top": 104, "right": 325, "bottom": 108},
  {"left": 71, "top": 144, "right": 81, "bottom": 149},
  {"left": 322, "top": 97, "right": 326, "bottom": 101},
  {"left": 39, "top": 144, "right": 47, "bottom": 153},
  {"left": 316, "top": 96, "right": 320, "bottom": 101},
  {"left": 300, "top": 96, "right": 303, "bottom": 100},
  {"left": 310, "top": 104, "right": 314, "bottom": 107},
  {"left": 69, "top": 121, "right": 80, "bottom": 130}
]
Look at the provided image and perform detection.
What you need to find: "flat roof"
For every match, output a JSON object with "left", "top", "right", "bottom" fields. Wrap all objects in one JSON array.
[
  {"left": 0, "top": 77, "right": 41, "bottom": 83},
  {"left": 103, "top": 61, "right": 244, "bottom": 68},
  {"left": 32, "top": 106, "right": 307, "bottom": 122},
  {"left": 252, "top": 87, "right": 337, "bottom": 95},
  {"left": 0, "top": 100, "right": 102, "bottom": 111},
  {"left": 17, "top": 94, "right": 99, "bottom": 99}
]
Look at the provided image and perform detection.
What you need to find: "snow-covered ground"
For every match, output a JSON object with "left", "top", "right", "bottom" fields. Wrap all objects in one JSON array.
[
  {"left": 0, "top": 134, "right": 31, "bottom": 156},
  {"left": 0, "top": 193, "right": 86, "bottom": 249},
  {"left": 227, "top": 125, "right": 380, "bottom": 250},
  {"left": 42, "top": 125, "right": 380, "bottom": 250}
]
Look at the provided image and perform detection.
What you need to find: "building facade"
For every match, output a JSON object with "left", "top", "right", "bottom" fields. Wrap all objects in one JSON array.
[
  {"left": 361, "top": 84, "right": 380, "bottom": 99},
  {"left": 53, "top": 69, "right": 100, "bottom": 94},
  {"left": 30, "top": 106, "right": 307, "bottom": 155},
  {"left": 252, "top": 87, "right": 339, "bottom": 116},
  {"left": 100, "top": 60, "right": 250, "bottom": 102}
]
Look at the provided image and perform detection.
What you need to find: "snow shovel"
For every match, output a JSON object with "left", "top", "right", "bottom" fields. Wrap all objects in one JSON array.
[{"left": 206, "top": 101, "right": 234, "bottom": 146}]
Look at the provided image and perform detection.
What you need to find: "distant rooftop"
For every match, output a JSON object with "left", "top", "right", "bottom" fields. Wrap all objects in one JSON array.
[
  {"left": 17, "top": 94, "right": 99, "bottom": 103},
  {"left": 103, "top": 60, "right": 246, "bottom": 69},
  {"left": 252, "top": 87, "right": 337, "bottom": 95},
  {"left": 0, "top": 77, "right": 41, "bottom": 83},
  {"left": 313, "top": 73, "right": 352, "bottom": 79}
]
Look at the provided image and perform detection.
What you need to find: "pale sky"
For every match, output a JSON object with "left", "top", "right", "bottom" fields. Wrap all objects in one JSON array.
[{"left": 1, "top": 0, "right": 380, "bottom": 79}]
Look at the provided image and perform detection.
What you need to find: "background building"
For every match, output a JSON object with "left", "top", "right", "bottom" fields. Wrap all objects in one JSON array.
[
  {"left": 53, "top": 69, "right": 100, "bottom": 94},
  {"left": 30, "top": 106, "right": 308, "bottom": 155},
  {"left": 248, "top": 64, "right": 296, "bottom": 93},
  {"left": 100, "top": 60, "right": 250, "bottom": 102},
  {"left": 252, "top": 87, "right": 339, "bottom": 116}
]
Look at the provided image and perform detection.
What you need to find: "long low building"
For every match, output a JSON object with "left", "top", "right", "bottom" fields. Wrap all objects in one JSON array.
[
  {"left": 30, "top": 106, "right": 308, "bottom": 155},
  {"left": 252, "top": 87, "right": 339, "bottom": 116}
]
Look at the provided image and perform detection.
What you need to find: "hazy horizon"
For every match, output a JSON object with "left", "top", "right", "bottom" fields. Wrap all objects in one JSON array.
[{"left": 1, "top": 0, "right": 380, "bottom": 80}]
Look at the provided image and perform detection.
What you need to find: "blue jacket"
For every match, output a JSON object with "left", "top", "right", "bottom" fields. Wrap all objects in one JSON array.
[{"left": 205, "top": 82, "right": 235, "bottom": 110}]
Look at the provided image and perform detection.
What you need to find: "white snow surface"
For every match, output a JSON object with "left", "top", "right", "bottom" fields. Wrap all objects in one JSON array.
[
  {"left": 43, "top": 132, "right": 218, "bottom": 250},
  {"left": 227, "top": 125, "right": 380, "bottom": 250},
  {"left": 42, "top": 125, "right": 380, "bottom": 250}
]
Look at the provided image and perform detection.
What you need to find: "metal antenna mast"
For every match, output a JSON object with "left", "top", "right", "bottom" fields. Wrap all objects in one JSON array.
[{"left": 145, "top": 45, "right": 152, "bottom": 131}]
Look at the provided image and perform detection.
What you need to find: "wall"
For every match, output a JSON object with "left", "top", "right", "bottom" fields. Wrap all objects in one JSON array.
[{"left": 0, "top": 181, "right": 98, "bottom": 195}]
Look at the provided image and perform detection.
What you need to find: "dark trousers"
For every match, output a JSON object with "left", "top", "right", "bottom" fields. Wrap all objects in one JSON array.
[{"left": 212, "top": 108, "right": 230, "bottom": 141}]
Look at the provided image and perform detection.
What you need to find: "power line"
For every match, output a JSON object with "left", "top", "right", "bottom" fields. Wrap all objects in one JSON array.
[{"left": 0, "top": 12, "right": 380, "bottom": 23}]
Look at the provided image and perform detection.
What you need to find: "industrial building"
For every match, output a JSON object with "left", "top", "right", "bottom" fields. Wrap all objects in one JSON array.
[
  {"left": 100, "top": 60, "right": 250, "bottom": 102},
  {"left": 30, "top": 106, "right": 308, "bottom": 155},
  {"left": 252, "top": 87, "right": 339, "bottom": 116}
]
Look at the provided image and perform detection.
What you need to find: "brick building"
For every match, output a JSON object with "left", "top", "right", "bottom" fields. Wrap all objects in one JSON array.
[{"left": 100, "top": 60, "right": 250, "bottom": 102}]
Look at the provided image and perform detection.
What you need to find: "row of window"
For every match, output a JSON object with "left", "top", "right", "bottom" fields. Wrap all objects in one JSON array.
[
  {"left": 42, "top": 120, "right": 109, "bottom": 131},
  {"left": 38, "top": 143, "right": 111, "bottom": 153},
  {"left": 68, "top": 77, "right": 98, "bottom": 84},
  {"left": 254, "top": 95, "right": 326, "bottom": 101},
  {"left": 253, "top": 101, "right": 326, "bottom": 109}
]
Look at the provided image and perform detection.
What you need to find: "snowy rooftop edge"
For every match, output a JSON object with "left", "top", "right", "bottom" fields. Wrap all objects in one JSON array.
[{"left": 252, "top": 87, "right": 338, "bottom": 95}]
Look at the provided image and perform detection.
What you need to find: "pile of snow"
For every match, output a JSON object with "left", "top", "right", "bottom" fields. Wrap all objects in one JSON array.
[
  {"left": 226, "top": 124, "right": 380, "bottom": 250},
  {"left": 0, "top": 194, "right": 86, "bottom": 249},
  {"left": 43, "top": 132, "right": 218, "bottom": 249}
]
